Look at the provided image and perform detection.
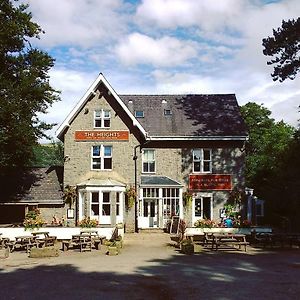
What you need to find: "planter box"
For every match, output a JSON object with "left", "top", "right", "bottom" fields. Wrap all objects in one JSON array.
[
  {"left": 29, "top": 247, "right": 59, "bottom": 258},
  {"left": 194, "top": 244, "right": 203, "bottom": 253},
  {"left": 181, "top": 243, "right": 194, "bottom": 255},
  {"left": 107, "top": 246, "right": 119, "bottom": 256},
  {"left": 0, "top": 248, "right": 9, "bottom": 259}
]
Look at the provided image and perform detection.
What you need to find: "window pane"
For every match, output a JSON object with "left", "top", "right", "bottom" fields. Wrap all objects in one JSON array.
[
  {"left": 92, "top": 158, "right": 101, "bottom": 169},
  {"left": 103, "top": 204, "right": 110, "bottom": 216},
  {"left": 95, "top": 120, "right": 101, "bottom": 127},
  {"left": 91, "top": 204, "right": 99, "bottom": 216},
  {"left": 194, "top": 162, "right": 201, "bottom": 172},
  {"left": 95, "top": 111, "right": 101, "bottom": 118},
  {"left": 195, "top": 199, "right": 201, "bottom": 217},
  {"left": 92, "top": 192, "right": 99, "bottom": 203},
  {"left": 103, "top": 192, "right": 110, "bottom": 203},
  {"left": 203, "top": 149, "right": 211, "bottom": 160},
  {"left": 104, "top": 110, "right": 110, "bottom": 118},
  {"left": 104, "top": 146, "right": 112, "bottom": 157},
  {"left": 104, "top": 157, "right": 112, "bottom": 169},
  {"left": 143, "top": 162, "right": 148, "bottom": 173},
  {"left": 104, "top": 119, "right": 110, "bottom": 127},
  {"left": 203, "top": 161, "right": 211, "bottom": 172},
  {"left": 193, "top": 149, "right": 201, "bottom": 161},
  {"left": 149, "top": 162, "right": 155, "bottom": 172},
  {"left": 93, "top": 146, "right": 101, "bottom": 156},
  {"left": 135, "top": 111, "right": 144, "bottom": 118}
]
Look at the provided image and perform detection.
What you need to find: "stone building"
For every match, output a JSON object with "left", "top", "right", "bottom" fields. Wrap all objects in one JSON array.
[{"left": 56, "top": 73, "right": 248, "bottom": 232}]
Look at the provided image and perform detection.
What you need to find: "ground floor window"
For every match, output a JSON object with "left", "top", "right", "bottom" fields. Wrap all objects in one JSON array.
[
  {"left": 162, "top": 188, "right": 180, "bottom": 219},
  {"left": 78, "top": 187, "right": 124, "bottom": 225}
]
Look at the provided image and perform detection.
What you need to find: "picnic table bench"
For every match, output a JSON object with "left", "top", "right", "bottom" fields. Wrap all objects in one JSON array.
[
  {"left": 212, "top": 233, "right": 249, "bottom": 251},
  {"left": 8, "top": 235, "right": 39, "bottom": 253},
  {"left": 62, "top": 231, "right": 106, "bottom": 252},
  {"left": 31, "top": 231, "right": 56, "bottom": 248}
]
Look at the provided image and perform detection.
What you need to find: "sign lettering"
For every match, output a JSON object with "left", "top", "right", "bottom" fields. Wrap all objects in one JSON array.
[
  {"left": 189, "top": 174, "right": 232, "bottom": 191},
  {"left": 75, "top": 130, "right": 129, "bottom": 141}
]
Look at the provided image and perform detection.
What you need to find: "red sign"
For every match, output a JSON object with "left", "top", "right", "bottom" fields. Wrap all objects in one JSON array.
[
  {"left": 75, "top": 130, "right": 129, "bottom": 141},
  {"left": 189, "top": 174, "right": 232, "bottom": 191}
]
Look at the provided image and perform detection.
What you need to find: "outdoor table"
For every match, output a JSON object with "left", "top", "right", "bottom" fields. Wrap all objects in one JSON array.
[
  {"left": 212, "top": 233, "right": 248, "bottom": 251},
  {"left": 72, "top": 234, "right": 92, "bottom": 252},
  {"left": 10, "top": 235, "right": 38, "bottom": 253},
  {"left": 31, "top": 231, "right": 56, "bottom": 247}
]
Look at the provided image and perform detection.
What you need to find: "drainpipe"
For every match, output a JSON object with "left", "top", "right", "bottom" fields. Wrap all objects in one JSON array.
[
  {"left": 133, "top": 140, "right": 150, "bottom": 233},
  {"left": 133, "top": 144, "right": 139, "bottom": 233}
]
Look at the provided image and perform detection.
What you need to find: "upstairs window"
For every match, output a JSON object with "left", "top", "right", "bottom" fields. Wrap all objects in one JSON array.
[
  {"left": 142, "top": 149, "right": 155, "bottom": 173},
  {"left": 135, "top": 110, "right": 144, "bottom": 118},
  {"left": 92, "top": 145, "right": 112, "bottom": 170},
  {"left": 193, "top": 149, "right": 212, "bottom": 173},
  {"left": 94, "top": 109, "right": 111, "bottom": 128}
]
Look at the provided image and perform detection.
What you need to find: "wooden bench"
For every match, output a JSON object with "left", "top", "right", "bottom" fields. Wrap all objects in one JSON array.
[{"left": 212, "top": 234, "right": 249, "bottom": 252}]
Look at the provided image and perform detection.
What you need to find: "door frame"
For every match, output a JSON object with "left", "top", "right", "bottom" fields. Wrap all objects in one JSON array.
[{"left": 192, "top": 192, "right": 213, "bottom": 224}]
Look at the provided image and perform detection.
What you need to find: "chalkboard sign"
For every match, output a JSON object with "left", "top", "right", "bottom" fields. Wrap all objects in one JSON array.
[{"left": 170, "top": 216, "right": 180, "bottom": 234}]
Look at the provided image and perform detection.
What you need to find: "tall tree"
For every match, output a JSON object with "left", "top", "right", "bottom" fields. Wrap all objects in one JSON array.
[
  {"left": 262, "top": 17, "right": 300, "bottom": 82},
  {"left": 0, "top": 0, "right": 59, "bottom": 171}
]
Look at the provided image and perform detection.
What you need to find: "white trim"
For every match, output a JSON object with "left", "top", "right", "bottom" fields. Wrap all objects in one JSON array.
[{"left": 56, "top": 73, "right": 147, "bottom": 140}]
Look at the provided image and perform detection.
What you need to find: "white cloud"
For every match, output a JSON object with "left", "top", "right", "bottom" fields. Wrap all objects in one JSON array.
[
  {"left": 115, "top": 33, "right": 197, "bottom": 67},
  {"left": 25, "top": 0, "right": 129, "bottom": 47},
  {"left": 135, "top": 0, "right": 246, "bottom": 31}
]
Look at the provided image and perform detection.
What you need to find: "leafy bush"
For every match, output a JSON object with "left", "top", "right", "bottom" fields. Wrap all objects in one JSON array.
[
  {"left": 194, "top": 219, "right": 218, "bottom": 228},
  {"left": 23, "top": 209, "right": 45, "bottom": 230},
  {"left": 78, "top": 217, "right": 98, "bottom": 228}
]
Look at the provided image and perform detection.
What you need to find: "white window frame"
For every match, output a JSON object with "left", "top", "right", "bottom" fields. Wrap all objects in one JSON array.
[
  {"left": 142, "top": 149, "right": 156, "bottom": 173},
  {"left": 192, "top": 193, "right": 213, "bottom": 224},
  {"left": 94, "top": 109, "right": 111, "bottom": 128},
  {"left": 91, "top": 145, "right": 112, "bottom": 171},
  {"left": 192, "top": 149, "right": 212, "bottom": 173}
]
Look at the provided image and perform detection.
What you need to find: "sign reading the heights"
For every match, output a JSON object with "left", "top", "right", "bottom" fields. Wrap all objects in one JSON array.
[
  {"left": 75, "top": 130, "right": 129, "bottom": 141},
  {"left": 189, "top": 174, "right": 232, "bottom": 191}
]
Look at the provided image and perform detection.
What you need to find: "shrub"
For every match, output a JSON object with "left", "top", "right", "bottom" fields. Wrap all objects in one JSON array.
[
  {"left": 78, "top": 217, "right": 98, "bottom": 228},
  {"left": 23, "top": 209, "right": 45, "bottom": 230},
  {"left": 194, "top": 219, "right": 218, "bottom": 228}
]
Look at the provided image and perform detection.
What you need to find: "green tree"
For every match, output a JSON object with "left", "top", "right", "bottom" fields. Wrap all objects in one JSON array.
[
  {"left": 262, "top": 17, "right": 300, "bottom": 82},
  {"left": 0, "top": 0, "right": 60, "bottom": 172},
  {"left": 31, "top": 141, "right": 64, "bottom": 167},
  {"left": 240, "top": 102, "right": 294, "bottom": 186}
]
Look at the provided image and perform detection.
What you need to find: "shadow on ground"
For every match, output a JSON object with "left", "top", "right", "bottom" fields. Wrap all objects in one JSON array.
[{"left": 1, "top": 247, "right": 300, "bottom": 300}]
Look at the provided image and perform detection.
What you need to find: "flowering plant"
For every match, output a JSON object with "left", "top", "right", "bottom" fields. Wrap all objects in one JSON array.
[
  {"left": 194, "top": 218, "right": 218, "bottom": 228},
  {"left": 125, "top": 186, "right": 136, "bottom": 209},
  {"left": 78, "top": 217, "right": 98, "bottom": 228},
  {"left": 183, "top": 191, "right": 193, "bottom": 207},
  {"left": 23, "top": 208, "right": 45, "bottom": 230}
]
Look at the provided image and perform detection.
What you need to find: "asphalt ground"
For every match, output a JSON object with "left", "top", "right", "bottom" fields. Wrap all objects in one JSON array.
[{"left": 1, "top": 232, "right": 300, "bottom": 300}]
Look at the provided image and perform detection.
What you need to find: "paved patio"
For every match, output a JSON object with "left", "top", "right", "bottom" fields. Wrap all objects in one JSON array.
[{"left": 1, "top": 232, "right": 300, "bottom": 299}]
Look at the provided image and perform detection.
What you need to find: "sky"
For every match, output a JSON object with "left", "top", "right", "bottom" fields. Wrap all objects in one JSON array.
[{"left": 22, "top": 0, "right": 300, "bottom": 139}]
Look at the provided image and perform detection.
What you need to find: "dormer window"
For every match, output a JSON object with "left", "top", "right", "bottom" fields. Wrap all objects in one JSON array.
[
  {"left": 164, "top": 109, "right": 172, "bottom": 116},
  {"left": 135, "top": 110, "right": 144, "bottom": 118},
  {"left": 94, "top": 109, "right": 111, "bottom": 128}
]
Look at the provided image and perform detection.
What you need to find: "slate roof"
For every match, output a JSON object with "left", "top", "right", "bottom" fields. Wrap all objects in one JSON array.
[
  {"left": 141, "top": 176, "right": 182, "bottom": 186},
  {"left": 1, "top": 167, "right": 64, "bottom": 205},
  {"left": 120, "top": 94, "right": 248, "bottom": 137}
]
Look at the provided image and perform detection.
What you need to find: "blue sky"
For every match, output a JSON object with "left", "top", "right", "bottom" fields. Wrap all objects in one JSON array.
[{"left": 22, "top": 0, "right": 300, "bottom": 139}]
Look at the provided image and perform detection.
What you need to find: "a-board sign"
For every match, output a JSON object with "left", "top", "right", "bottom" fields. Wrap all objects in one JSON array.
[{"left": 170, "top": 216, "right": 180, "bottom": 234}]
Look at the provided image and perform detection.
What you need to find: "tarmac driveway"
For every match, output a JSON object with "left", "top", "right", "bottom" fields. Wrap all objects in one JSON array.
[{"left": 1, "top": 232, "right": 300, "bottom": 300}]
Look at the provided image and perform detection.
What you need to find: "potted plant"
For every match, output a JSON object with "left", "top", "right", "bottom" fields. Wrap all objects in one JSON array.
[
  {"left": 107, "top": 241, "right": 119, "bottom": 256},
  {"left": 125, "top": 186, "right": 136, "bottom": 210},
  {"left": 180, "top": 239, "right": 194, "bottom": 255},
  {"left": 23, "top": 208, "right": 45, "bottom": 231},
  {"left": 78, "top": 217, "right": 98, "bottom": 228},
  {"left": 183, "top": 191, "right": 193, "bottom": 207}
]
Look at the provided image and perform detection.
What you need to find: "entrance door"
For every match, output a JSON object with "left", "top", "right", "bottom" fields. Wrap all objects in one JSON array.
[{"left": 143, "top": 199, "right": 158, "bottom": 227}]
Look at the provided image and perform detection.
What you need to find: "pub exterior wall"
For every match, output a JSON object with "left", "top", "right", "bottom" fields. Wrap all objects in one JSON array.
[{"left": 62, "top": 89, "right": 246, "bottom": 229}]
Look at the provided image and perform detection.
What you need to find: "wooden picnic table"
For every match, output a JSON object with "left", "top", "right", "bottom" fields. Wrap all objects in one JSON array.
[
  {"left": 9, "top": 235, "right": 38, "bottom": 253},
  {"left": 61, "top": 232, "right": 105, "bottom": 252},
  {"left": 212, "top": 233, "right": 249, "bottom": 251},
  {"left": 31, "top": 231, "right": 56, "bottom": 247}
]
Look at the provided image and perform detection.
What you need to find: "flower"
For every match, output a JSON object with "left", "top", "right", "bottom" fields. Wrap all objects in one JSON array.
[
  {"left": 23, "top": 208, "right": 45, "bottom": 230},
  {"left": 78, "top": 217, "right": 98, "bottom": 228},
  {"left": 194, "top": 219, "right": 218, "bottom": 228}
]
